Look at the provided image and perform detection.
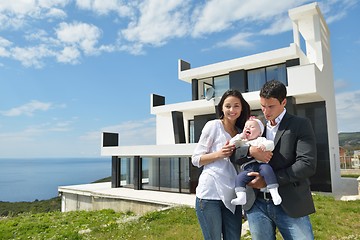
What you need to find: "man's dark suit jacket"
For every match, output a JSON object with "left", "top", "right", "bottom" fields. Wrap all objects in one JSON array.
[{"left": 231, "top": 112, "right": 317, "bottom": 218}]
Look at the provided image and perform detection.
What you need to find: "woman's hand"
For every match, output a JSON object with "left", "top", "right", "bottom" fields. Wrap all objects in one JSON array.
[
  {"left": 219, "top": 140, "right": 235, "bottom": 158},
  {"left": 199, "top": 140, "right": 235, "bottom": 165}
]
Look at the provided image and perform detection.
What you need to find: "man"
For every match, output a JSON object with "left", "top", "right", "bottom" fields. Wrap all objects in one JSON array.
[{"left": 231, "top": 80, "right": 317, "bottom": 239}]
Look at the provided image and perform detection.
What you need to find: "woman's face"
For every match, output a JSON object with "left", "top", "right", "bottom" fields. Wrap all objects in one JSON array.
[{"left": 222, "top": 96, "right": 242, "bottom": 122}]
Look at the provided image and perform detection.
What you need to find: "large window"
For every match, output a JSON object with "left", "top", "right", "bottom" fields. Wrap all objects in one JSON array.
[
  {"left": 197, "top": 78, "right": 213, "bottom": 100},
  {"left": 247, "top": 68, "right": 266, "bottom": 92},
  {"left": 142, "top": 157, "right": 159, "bottom": 190},
  {"left": 266, "top": 64, "right": 287, "bottom": 85},
  {"left": 120, "top": 157, "right": 134, "bottom": 187},
  {"left": 247, "top": 64, "right": 287, "bottom": 92},
  {"left": 180, "top": 157, "right": 190, "bottom": 193},
  {"left": 214, "top": 75, "right": 229, "bottom": 98},
  {"left": 197, "top": 75, "right": 230, "bottom": 100},
  {"left": 189, "top": 120, "right": 195, "bottom": 143},
  {"left": 140, "top": 157, "right": 190, "bottom": 192},
  {"left": 159, "top": 157, "right": 180, "bottom": 192}
]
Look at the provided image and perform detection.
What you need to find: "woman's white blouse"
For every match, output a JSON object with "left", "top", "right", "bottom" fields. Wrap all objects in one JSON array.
[{"left": 192, "top": 119, "right": 238, "bottom": 214}]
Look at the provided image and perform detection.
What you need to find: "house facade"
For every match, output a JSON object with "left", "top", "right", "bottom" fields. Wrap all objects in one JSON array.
[{"left": 101, "top": 2, "right": 343, "bottom": 195}]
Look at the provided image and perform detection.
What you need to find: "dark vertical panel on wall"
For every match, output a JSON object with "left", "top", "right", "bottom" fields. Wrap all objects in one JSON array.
[
  {"left": 190, "top": 161, "right": 202, "bottom": 194},
  {"left": 192, "top": 79, "right": 198, "bottom": 100},
  {"left": 111, "top": 156, "right": 120, "bottom": 188},
  {"left": 103, "top": 132, "right": 118, "bottom": 147},
  {"left": 179, "top": 59, "right": 191, "bottom": 71},
  {"left": 229, "top": 69, "right": 247, "bottom": 93},
  {"left": 286, "top": 96, "right": 297, "bottom": 115},
  {"left": 152, "top": 94, "right": 165, "bottom": 107},
  {"left": 194, "top": 114, "right": 217, "bottom": 143},
  {"left": 133, "top": 156, "right": 141, "bottom": 190},
  {"left": 172, "top": 111, "right": 186, "bottom": 143},
  {"left": 297, "top": 101, "right": 331, "bottom": 192},
  {"left": 286, "top": 58, "right": 300, "bottom": 67}
]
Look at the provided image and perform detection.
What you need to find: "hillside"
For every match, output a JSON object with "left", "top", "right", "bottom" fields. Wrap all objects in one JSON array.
[{"left": 339, "top": 132, "right": 360, "bottom": 152}]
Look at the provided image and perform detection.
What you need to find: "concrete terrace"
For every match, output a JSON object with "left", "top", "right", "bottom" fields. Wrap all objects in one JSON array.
[{"left": 58, "top": 182, "right": 196, "bottom": 215}]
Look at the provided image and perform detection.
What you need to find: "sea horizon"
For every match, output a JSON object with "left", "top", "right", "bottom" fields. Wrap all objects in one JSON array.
[{"left": 0, "top": 157, "right": 111, "bottom": 202}]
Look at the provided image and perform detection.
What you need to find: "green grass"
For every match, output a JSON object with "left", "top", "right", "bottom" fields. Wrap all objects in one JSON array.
[
  {"left": 0, "top": 194, "right": 359, "bottom": 239},
  {"left": 311, "top": 194, "right": 360, "bottom": 240},
  {"left": 341, "top": 174, "right": 360, "bottom": 178}
]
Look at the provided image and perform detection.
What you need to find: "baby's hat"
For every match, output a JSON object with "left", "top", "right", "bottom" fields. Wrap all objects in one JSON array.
[{"left": 249, "top": 116, "right": 264, "bottom": 135}]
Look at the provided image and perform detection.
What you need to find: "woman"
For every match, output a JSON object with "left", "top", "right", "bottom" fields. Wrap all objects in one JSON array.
[{"left": 192, "top": 89, "right": 251, "bottom": 240}]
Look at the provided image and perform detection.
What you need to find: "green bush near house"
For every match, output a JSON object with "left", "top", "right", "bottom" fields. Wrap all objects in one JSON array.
[{"left": 0, "top": 197, "right": 61, "bottom": 217}]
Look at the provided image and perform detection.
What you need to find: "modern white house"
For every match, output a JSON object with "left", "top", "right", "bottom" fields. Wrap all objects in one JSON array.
[{"left": 60, "top": 2, "right": 350, "bottom": 212}]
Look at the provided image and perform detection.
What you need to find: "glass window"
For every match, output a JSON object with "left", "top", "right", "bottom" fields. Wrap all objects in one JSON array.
[
  {"left": 119, "top": 156, "right": 191, "bottom": 193},
  {"left": 159, "top": 157, "right": 180, "bottom": 192},
  {"left": 189, "top": 120, "right": 194, "bottom": 143},
  {"left": 266, "top": 64, "right": 287, "bottom": 85},
  {"left": 180, "top": 157, "right": 190, "bottom": 193},
  {"left": 198, "top": 78, "right": 213, "bottom": 100},
  {"left": 120, "top": 157, "right": 134, "bottom": 187},
  {"left": 142, "top": 157, "right": 159, "bottom": 190},
  {"left": 248, "top": 68, "right": 266, "bottom": 92},
  {"left": 214, "top": 75, "right": 229, "bottom": 98},
  {"left": 247, "top": 64, "right": 288, "bottom": 92}
]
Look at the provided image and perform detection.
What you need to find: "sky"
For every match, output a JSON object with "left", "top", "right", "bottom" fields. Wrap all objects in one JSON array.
[{"left": 0, "top": 0, "right": 359, "bottom": 158}]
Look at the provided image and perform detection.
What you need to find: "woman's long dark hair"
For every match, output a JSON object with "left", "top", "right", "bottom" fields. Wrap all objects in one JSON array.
[{"left": 217, "top": 89, "right": 251, "bottom": 130}]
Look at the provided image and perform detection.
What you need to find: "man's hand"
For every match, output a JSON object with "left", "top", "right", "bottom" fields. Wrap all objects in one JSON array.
[
  {"left": 249, "top": 146, "right": 273, "bottom": 163},
  {"left": 247, "top": 172, "right": 266, "bottom": 189}
]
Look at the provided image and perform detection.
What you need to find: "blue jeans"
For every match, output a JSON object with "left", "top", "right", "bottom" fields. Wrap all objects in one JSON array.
[
  {"left": 246, "top": 198, "right": 314, "bottom": 240},
  {"left": 195, "top": 197, "right": 242, "bottom": 240}
]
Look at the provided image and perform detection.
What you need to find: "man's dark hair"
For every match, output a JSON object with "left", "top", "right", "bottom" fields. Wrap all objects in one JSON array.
[{"left": 260, "top": 80, "right": 287, "bottom": 103}]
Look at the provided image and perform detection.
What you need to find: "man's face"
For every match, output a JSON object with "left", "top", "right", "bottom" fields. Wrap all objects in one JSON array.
[{"left": 260, "top": 97, "right": 286, "bottom": 125}]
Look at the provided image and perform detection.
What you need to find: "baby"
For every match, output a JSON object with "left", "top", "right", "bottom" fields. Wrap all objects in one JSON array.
[{"left": 230, "top": 117, "right": 282, "bottom": 205}]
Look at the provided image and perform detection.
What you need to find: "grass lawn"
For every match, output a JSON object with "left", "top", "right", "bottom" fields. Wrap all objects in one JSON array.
[{"left": 0, "top": 193, "right": 359, "bottom": 239}]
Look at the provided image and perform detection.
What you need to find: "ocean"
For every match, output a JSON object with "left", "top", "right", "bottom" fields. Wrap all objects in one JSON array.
[{"left": 0, "top": 157, "right": 111, "bottom": 202}]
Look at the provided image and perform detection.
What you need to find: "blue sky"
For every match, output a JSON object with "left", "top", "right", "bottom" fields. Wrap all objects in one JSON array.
[{"left": 0, "top": 0, "right": 359, "bottom": 158}]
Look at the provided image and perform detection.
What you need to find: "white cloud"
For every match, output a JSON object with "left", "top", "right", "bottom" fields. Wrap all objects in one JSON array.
[
  {"left": 260, "top": 15, "right": 292, "bottom": 36},
  {"left": 0, "top": 1, "right": 69, "bottom": 29},
  {"left": 0, "top": 1, "right": 37, "bottom": 15},
  {"left": 0, "top": 36, "right": 13, "bottom": 47},
  {"left": 1, "top": 100, "right": 52, "bottom": 117},
  {"left": 56, "top": 21, "right": 102, "bottom": 55},
  {"left": 0, "top": 0, "right": 358, "bottom": 66},
  {"left": 335, "top": 90, "right": 360, "bottom": 132},
  {"left": 191, "top": 0, "right": 307, "bottom": 37},
  {"left": 82, "top": 117, "right": 157, "bottom": 145},
  {"left": 45, "top": 7, "right": 67, "bottom": 19},
  {"left": 120, "top": 0, "right": 190, "bottom": 47},
  {"left": 57, "top": 46, "right": 81, "bottom": 64},
  {"left": 0, "top": 37, "right": 12, "bottom": 57},
  {"left": 214, "top": 32, "right": 254, "bottom": 49},
  {"left": 11, "top": 45, "right": 54, "bottom": 68},
  {"left": 38, "top": 0, "right": 70, "bottom": 9},
  {"left": 318, "top": 0, "right": 358, "bottom": 24},
  {"left": 75, "top": 0, "right": 133, "bottom": 17}
]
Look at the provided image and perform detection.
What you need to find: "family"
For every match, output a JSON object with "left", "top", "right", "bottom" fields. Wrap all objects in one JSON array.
[{"left": 192, "top": 80, "right": 317, "bottom": 240}]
